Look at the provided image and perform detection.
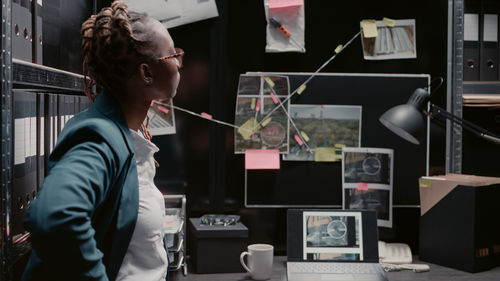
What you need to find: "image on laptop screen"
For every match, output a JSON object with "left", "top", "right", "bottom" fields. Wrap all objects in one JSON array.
[{"left": 303, "top": 211, "right": 363, "bottom": 261}]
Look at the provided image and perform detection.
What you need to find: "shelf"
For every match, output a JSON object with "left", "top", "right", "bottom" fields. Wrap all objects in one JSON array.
[
  {"left": 463, "top": 81, "right": 500, "bottom": 95},
  {"left": 13, "top": 59, "right": 85, "bottom": 93},
  {"left": 169, "top": 253, "right": 185, "bottom": 271}
]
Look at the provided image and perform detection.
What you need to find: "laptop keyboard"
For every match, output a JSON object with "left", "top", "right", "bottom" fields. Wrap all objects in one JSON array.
[{"left": 288, "top": 262, "right": 380, "bottom": 274}]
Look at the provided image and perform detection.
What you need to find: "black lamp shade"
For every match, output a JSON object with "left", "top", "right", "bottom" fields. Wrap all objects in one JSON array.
[{"left": 379, "top": 104, "right": 425, "bottom": 145}]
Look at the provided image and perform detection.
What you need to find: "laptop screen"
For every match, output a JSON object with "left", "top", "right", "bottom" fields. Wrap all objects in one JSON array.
[{"left": 287, "top": 209, "right": 379, "bottom": 263}]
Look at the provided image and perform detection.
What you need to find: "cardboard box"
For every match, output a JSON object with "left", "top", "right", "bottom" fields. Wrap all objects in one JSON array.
[
  {"left": 419, "top": 174, "right": 500, "bottom": 272},
  {"left": 188, "top": 217, "right": 248, "bottom": 273}
]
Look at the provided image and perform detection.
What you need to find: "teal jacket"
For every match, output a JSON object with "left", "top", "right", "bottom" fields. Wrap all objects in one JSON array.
[{"left": 21, "top": 91, "right": 139, "bottom": 281}]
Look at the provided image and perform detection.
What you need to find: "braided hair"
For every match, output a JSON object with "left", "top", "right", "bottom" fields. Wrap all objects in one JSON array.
[
  {"left": 81, "top": 1, "right": 159, "bottom": 101},
  {"left": 81, "top": 1, "right": 161, "bottom": 160}
]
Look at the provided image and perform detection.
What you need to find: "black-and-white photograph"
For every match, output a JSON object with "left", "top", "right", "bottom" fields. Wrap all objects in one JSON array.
[
  {"left": 305, "top": 215, "right": 359, "bottom": 248},
  {"left": 344, "top": 189, "right": 390, "bottom": 220},
  {"left": 343, "top": 151, "right": 391, "bottom": 184}
]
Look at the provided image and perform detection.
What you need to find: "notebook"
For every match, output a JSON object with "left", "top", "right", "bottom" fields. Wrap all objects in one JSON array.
[{"left": 287, "top": 209, "right": 387, "bottom": 281}]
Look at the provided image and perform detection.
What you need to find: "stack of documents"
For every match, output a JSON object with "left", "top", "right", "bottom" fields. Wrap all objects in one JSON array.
[{"left": 463, "top": 94, "right": 500, "bottom": 107}]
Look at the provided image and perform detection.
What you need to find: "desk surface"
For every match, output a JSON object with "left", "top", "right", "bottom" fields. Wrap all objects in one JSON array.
[{"left": 170, "top": 256, "right": 500, "bottom": 281}]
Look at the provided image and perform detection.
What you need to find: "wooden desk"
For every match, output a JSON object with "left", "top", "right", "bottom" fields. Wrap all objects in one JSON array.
[{"left": 170, "top": 256, "right": 500, "bottom": 281}]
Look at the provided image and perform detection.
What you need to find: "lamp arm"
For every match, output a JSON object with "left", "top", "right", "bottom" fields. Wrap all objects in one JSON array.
[{"left": 427, "top": 104, "right": 500, "bottom": 145}]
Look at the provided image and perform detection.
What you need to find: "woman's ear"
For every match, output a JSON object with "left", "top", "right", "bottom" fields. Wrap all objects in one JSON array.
[{"left": 138, "top": 63, "right": 154, "bottom": 85}]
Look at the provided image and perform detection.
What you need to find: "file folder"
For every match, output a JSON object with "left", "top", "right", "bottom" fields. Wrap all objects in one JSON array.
[
  {"left": 480, "top": 0, "right": 499, "bottom": 81},
  {"left": 13, "top": 90, "right": 37, "bottom": 237},
  {"left": 464, "top": 0, "right": 481, "bottom": 81}
]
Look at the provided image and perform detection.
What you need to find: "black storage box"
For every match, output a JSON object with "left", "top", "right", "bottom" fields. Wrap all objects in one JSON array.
[
  {"left": 188, "top": 217, "right": 248, "bottom": 273},
  {"left": 419, "top": 174, "right": 500, "bottom": 272}
]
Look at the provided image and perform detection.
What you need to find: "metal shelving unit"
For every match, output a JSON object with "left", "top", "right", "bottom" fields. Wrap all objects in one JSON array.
[
  {"left": 164, "top": 194, "right": 188, "bottom": 276},
  {"left": 447, "top": 0, "right": 465, "bottom": 173}
]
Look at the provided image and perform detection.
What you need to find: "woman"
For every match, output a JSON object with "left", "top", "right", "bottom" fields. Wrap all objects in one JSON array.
[{"left": 21, "top": 1, "right": 181, "bottom": 280}]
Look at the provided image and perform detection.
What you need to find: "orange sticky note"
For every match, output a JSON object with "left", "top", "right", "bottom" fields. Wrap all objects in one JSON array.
[
  {"left": 245, "top": 149, "right": 280, "bottom": 170},
  {"left": 269, "top": 0, "right": 303, "bottom": 9},
  {"left": 201, "top": 112, "right": 212, "bottom": 119},
  {"left": 157, "top": 105, "right": 169, "bottom": 114},
  {"left": 294, "top": 134, "right": 303, "bottom": 146},
  {"left": 256, "top": 99, "right": 261, "bottom": 112},
  {"left": 357, "top": 182, "right": 369, "bottom": 191},
  {"left": 270, "top": 92, "right": 279, "bottom": 104}
]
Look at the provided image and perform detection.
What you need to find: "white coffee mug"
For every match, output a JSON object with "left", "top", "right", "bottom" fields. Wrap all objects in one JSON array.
[{"left": 240, "top": 244, "right": 274, "bottom": 280}]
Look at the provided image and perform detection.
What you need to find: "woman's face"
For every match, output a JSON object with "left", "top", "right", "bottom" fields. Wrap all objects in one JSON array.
[{"left": 148, "top": 20, "right": 181, "bottom": 100}]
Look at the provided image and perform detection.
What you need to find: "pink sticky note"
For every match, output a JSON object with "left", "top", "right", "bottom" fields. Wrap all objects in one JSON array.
[
  {"left": 269, "top": 0, "right": 303, "bottom": 9},
  {"left": 201, "top": 112, "right": 213, "bottom": 119},
  {"left": 157, "top": 105, "right": 169, "bottom": 114},
  {"left": 270, "top": 92, "right": 279, "bottom": 104},
  {"left": 357, "top": 182, "right": 369, "bottom": 191},
  {"left": 150, "top": 100, "right": 155, "bottom": 107},
  {"left": 245, "top": 149, "right": 280, "bottom": 170},
  {"left": 256, "top": 99, "right": 261, "bottom": 112},
  {"left": 294, "top": 134, "right": 303, "bottom": 146}
]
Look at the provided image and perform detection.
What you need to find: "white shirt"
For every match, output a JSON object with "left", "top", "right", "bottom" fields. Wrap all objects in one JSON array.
[{"left": 116, "top": 129, "right": 168, "bottom": 281}]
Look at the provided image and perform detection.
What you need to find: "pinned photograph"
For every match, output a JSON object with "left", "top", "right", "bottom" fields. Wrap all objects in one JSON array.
[
  {"left": 283, "top": 104, "right": 361, "bottom": 161},
  {"left": 234, "top": 75, "right": 290, "bottom": 153},
  {"left": 147, "top": 99, "right": 176, "bottom": 136},
  {"left": 342, "top": 147, "right": 393, "bottom": 228},
  {"left": 360, "top": 19, "right": 417, "bottom": 60}
]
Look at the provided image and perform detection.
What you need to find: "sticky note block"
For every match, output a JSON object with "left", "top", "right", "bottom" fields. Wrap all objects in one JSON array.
[
  {"left": 294, "top": 134, "right": 303, "bottom": 146},
  {"left": 264, "top": 76, "right": 275, "bottom": 87},
  {"left": 362, "top": 19, "right": 378, "bottom": 38},
  {"left": 297, "top": 84, "right": 306, "bottom": 95},
  {"left": 269, "top": 0, "right": 303, "bottom": 9},
  {"left": 201, "top": 112, "right": 212, "bottom": 119},
  {"left": 157, "top": 105, "right": 169, "bottom": 114},
  {"left": 300, "top": 131, "right": 309, "bottom": 142},
  {"left": 251, "top": 98, "right": 256, "bottom": 110},
  {"left": 262, "top": 117, "right": 272, "bottom": 127},
  {"left": 334, "top": 44, "right": 343, "bottom": 54},
  {"left": 238, "top": 117, "right": 261, "bottom": 140},
  {"left": 419, "top": 178, "right": 432, "bottom": 188},
  {"left": 270, "top": 92, "right": 279, "bottom": 104},
  {"left": 315, "top": 147, "right": 336, "bottom": 162},
  {"left": 256, "top": 99, "right": 261, "bottom": 112},
  {"left": 382, "top": 17, "right": 396, "bottom": 27},
  {"left": 357, "top": 182, "right": 369, "bottom": 191},
  {"left": 245, "top": 149, "right": 280, "bottom": 170}
]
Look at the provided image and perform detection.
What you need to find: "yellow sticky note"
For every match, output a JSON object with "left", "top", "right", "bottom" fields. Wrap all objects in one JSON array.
[
  {"left": 264, "top": 77, "right": 275, "bottom": 87},
  {"left": 300, "top": 131, "right": 310, "bottom": 142},
  {"left": 419, "top": 178, "right": 432, "bottom": 188},
  {"left": 238, "top": 117, "right": 261, "bottom": 140},
  {"left": 251, "top": 98, "right": 256, "bottom": 110},
  {"left": 334, "top": 44, "right": 343, "bottom": 54},
  {"left": 315, "top": 147, "right": 336, "bottom": 162},
  {"left": 334, "top": 143, "right": 346, "bottom": 149},
  {"left": 261, "top": 117, "right": 272, "bottom": 127},
  {"left": 297, "top": 84, "right": 307, "bottom": 95},
  {"left": 362, "top": 19, "right": 378, "bottom": 38},
  {"left": 382, "top": 17, "right": 396, "bottom": 27}
]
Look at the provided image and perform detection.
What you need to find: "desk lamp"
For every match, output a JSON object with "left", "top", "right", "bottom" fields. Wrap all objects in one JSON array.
[{"left": 379, "top": 77, "right": 500, "bottom": 145}]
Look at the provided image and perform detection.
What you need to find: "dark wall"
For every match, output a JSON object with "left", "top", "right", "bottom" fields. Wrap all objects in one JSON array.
[{"left": 154, "top": 0, "right": 449, "bottom": 254}]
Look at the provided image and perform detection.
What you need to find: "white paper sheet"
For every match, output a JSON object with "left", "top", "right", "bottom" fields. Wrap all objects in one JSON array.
[{"left": 161, "top": 0, "right": 219, "bottom": 29}]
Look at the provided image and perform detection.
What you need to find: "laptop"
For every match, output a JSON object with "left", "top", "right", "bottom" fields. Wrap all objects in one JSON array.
[{"left": 287, "top": 209, "right": 387, "bottom": 281}]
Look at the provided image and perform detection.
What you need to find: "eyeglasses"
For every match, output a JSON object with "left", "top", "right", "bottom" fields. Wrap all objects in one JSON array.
[{"left": 158, "top": 47, "right": 184, "bottom": 68}]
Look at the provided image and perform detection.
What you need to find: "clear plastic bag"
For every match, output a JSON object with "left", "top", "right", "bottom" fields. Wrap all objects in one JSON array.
[{"left": 264, "top": 0, "right": 305, "bottom": 53}]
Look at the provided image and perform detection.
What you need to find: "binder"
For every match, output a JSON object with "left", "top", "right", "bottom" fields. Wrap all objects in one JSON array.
[
  {"left": 480, "top": 0, "right": 499, "bottom": 81},
  {"left": 47, "top": 93, "right": 57, "bottom": 154},
  {"left": 32, "top": 0, "right": 43, "bottom": 64},
  {"left": 12, "top": 0, "right": 31, "bottom": 61},
  {"left": 13, "top": 90, "right": 37, "bottom": 237},
  {"left": 21, "top": 0, "right": 33, "bottom": 62},
  {"left": 36, "top": 93, "right": 45, "bottom": 190},
  {"left": 464, "top": 0, "right": 481, "bottom": 81}
]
